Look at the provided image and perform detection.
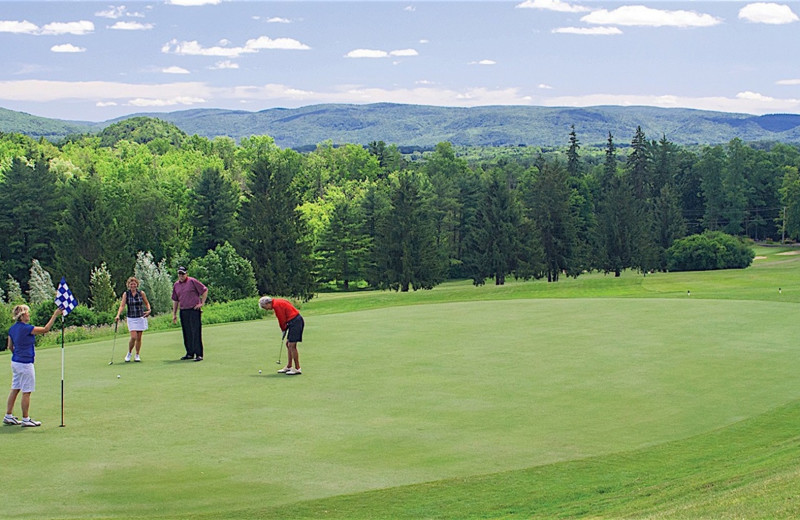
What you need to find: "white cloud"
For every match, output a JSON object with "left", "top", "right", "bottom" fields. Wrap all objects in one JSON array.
[
  {"left": 51, "top": 43, "right": 86, "bottom": 53},
  {"left": 110, "top": 21, "right": 154, "bottom": 31},
  {"left": 1, "top": 19, "right": 94, "bottom": 36},
  {"left": 390, "top": 49, "right": 418, "bottom": 57},
  {"left": 538, "top": 84, "right": 554, "bottom": 89},
  {"left": 470, "top": 59, "right": 497, "bottom": 65},
  {"left": 582, "top": 6, "right": 721, "bottom": 28},
  {"left": 128, "top": 96, "right": 206, "bottom": 107},
  {"left": 346, "top": 49, "right": 389, "bottom": 58},
  {"left": 96, "top": 7, "right": 126, "bottom": 19},
  {"left": 553, "top": 26, "right": 623, "bottom": 35},
  {"left": 245, "top": 36, "right": 311, "bottom": 51},
  {"left": 163, "top": 36, "right": 310, "bottom": 57},
  {"left": 40, "top": 21, "right": 95, "bottom": 35},
  {"left": 739, "top": 3, "right": 799, "bottom": 24},
  {"left": 516, "top": 0, "right": 590, "bottom": 14},
  {"left": 777, "top": 79, "right": 800, "bottom": 86},
  {"left": 210, "top": 60, "right": 239, "bottom": 70},
  {"left": 162, "top": 66, "right": 190, "bottom": 74},
  {"left": 166, "top": 0, "right": 221, "bottom": 5},
  {"left": 404, "top": 6, "right": 416, "bottom": 12},
  {"left": 346, "top": 48, "right": 418, "bottom": 59},
  {"left": 96, "top": 101, "right": 118, "bottom": 107},
  {"left": 0, "top": 20, "right": 39, "bottom": 34},
  {"left": 267, "top": 17, "right": 291, "bottom": 24}
]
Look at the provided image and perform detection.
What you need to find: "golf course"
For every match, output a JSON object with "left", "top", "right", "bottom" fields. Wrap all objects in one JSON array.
[{"left": 2, "top": 244, "right": 800, "bottom": 519}]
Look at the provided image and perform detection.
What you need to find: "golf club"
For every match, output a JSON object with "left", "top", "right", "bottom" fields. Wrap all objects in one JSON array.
[
  {"left": 109, "top": 321, "right": 118, "bottom": 365},
  {"left": 276, "top": 329, "right": 287, "bottom": 365}
]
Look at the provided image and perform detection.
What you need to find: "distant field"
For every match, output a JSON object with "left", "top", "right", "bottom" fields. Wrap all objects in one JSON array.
[{"left": 2, "top": 244, "right": 799, "bottom": 519}]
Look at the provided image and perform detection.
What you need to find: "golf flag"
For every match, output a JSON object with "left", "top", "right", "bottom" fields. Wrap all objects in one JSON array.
[{"left": 55, "top": 277, "right": 78, "bottom": 316}]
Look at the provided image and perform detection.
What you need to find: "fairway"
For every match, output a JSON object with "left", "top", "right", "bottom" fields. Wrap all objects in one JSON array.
[{"left": 2, "top": 297, "right": 800, "bottom": 519}]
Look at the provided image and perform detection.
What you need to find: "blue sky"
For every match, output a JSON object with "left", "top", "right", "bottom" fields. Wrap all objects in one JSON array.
[{"left": 1, "top": 0, "right": 798, "bottom": 122}]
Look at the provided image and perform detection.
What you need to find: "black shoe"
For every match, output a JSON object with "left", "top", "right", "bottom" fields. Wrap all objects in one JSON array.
[
  {"left": 180, "top": 355, "right": 194, "bottom": 360},
  {"left": 194, "top": 356, "right": 203, "bottom": 362}
]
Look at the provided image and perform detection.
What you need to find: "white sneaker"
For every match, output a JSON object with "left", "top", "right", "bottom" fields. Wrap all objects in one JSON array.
[
  {"left": 134, "top": 354, "right": 141, "bottom": 362},
  {"left": 21, "top": 417, "right": 41, "bottom": 427},
  {"left": 286, "top": 368, "right": 302, "bottom": 375},
  {"left": 277, "top": 367, "right": 292, "bottom": 373},
  {"left": 3, "top": 415, "right": 21, "bottom": 425},
  {"left": 124, "top": 353, "right": 131, "bottom": 362}
]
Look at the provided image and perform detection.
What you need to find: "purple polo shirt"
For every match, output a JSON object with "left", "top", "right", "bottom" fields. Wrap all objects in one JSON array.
[{"left": 171, "top": 276, "right": 208, "bottom": 309}]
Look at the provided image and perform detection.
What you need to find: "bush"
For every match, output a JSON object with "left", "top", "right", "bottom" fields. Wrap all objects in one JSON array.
[
  {"left": 188, "top": 242, "right": 257, "bottom": 303},
  {"left": 666, "top": 232, "right": 755, "bottom": 272}
]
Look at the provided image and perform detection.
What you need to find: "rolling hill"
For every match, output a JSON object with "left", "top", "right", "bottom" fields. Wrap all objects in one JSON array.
[{"left": 3, "top": 103, "right": 800, "bottom": 149}]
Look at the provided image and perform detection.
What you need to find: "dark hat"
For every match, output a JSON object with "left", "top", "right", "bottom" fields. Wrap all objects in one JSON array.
[{"left": 177, "top": 266, "right": 187, "bottom": 274}]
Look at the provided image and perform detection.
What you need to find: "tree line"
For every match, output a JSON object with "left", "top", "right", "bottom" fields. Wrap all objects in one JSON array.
[{"left": 1, "top": 118, "right": 799, "bottom": 307}]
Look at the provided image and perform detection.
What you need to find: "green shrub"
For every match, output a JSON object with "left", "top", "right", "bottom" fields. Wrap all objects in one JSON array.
[
  {"left": 188, "top": 242, "right": 257, "bottom": 303},
  {"left": 666, "top": 231, "right": 755, "bottom": 272}
]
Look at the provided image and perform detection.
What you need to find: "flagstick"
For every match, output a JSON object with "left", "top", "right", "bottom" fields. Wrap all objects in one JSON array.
[{"left": 60, "top": 313, "right": 65, "bottom": 428}]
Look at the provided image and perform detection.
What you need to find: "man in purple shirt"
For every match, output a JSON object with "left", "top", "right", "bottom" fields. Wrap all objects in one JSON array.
[{"left": 171, "top": 266, "right": 208, "bottom": 361}]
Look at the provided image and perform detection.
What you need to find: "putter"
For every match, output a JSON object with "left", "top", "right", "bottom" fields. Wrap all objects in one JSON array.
[
  {"left": 276, "top": 330, "right": 287, "bottom": 365},
  {"left": 109, "top": 321, "right": 118, "bottom": 365}
]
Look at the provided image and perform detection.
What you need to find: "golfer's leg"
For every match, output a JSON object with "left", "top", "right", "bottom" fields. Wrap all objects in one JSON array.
[
  {"left": 6, "top": 388, "right": 20, "bottom": 414},
  {"left": 21, "top": 392, "right": 31, "bottom": 418},
  {"left": 180, "top": 310, "right": 192, "bottom": 356}
]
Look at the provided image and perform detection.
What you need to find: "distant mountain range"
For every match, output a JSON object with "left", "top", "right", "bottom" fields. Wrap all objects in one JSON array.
[{"left": 3, "top": 103, "right": 800, "bottom": 149}]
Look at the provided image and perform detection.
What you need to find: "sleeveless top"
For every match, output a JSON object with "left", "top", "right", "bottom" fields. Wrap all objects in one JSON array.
[{"left": 126, "top": 290, "right": 146, "bottom": 318}]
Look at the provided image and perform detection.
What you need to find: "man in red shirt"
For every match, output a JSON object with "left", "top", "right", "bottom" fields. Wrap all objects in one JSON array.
[{"left": 259, "top": 296, "right": 305, "bottom": 375}]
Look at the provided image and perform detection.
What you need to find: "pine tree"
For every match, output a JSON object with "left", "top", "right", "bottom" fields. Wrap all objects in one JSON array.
[
  {"left": 0, "top": 157, "right": 62, "bottom": 287},
  {"left": 238, "top": 149, "right": 315, "bottom": 299},
  {"left": 374, "top": 171, "right": 444, "bottom": 291},
  {"left": 527, "top": 161, "right": 576, "bottom": 282},
  {"left": 189, "top": 167, "right": 240, "bottom": 258}
]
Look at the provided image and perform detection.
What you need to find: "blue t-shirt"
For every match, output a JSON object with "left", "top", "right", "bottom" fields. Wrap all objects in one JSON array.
[{"left": 9, "top": 321, "right": 36, "bottom": 364}]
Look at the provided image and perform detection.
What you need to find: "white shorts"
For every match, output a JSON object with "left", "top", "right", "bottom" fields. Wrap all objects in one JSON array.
[
  {"left": 10, "top": 361, "right": 35, "bottom": 393},
  {"left": 127, "top": 317, "right": 149, "bottom": 332}
]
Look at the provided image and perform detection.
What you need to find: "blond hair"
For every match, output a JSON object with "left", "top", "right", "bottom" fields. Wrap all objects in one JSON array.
[
  {"left": 12, "top": 304, "right": 30, "bottom": 322},
  {"left": 126, "top": 276, "right": 140, "bottom": 287}
]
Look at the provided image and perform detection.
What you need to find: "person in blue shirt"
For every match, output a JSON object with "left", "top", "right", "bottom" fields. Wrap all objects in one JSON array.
[{"left": 4, "top": 305, "right": 61, "bottom": 427}]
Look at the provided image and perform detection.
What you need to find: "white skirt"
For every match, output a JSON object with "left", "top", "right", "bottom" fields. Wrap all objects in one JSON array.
[{"left": 127, "top": 317, "right": 149, "bottom": 332}]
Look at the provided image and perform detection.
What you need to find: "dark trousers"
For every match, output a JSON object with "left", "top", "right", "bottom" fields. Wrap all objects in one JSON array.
[{"left": 179, "top": 308, "right": 204, "bottom": 358}]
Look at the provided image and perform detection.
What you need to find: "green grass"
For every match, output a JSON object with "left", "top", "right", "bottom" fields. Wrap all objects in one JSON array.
[{"left": 3, "top": 244, "right": 800, "bottom": 519}]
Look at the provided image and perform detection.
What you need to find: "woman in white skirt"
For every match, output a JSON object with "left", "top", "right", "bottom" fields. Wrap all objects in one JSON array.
[{"left": 115, "top": 276, "right": 152, "bottom": 362}]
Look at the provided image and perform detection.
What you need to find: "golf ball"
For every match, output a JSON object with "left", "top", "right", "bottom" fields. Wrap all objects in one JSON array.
[
  {"left": 117, "top": 375, "right": 121, "bottom": 378},
  {"left": 258, "top": 370, "right": 262, "bottom": 374}
]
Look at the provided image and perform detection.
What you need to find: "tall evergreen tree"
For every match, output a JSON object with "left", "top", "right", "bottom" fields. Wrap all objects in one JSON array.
[
  {"left": 464, "top": 168, "right": 533, "bottom": 285},
  {"left": 238, "top": 149, "right": 315, "bottom": 300},
  {"left": 526, "top": 161, "right": 576, "bottom": 282},
  {"left": 721, "top": 138, "right": 748, "bottom": 235},
  {"left": 189, "top": 166, "right": 240, "bottom": 258},
  {"left": 374, "top": 170, "right": 444, "bottom": 291},
  {"left": 0, "top": 157, "right": 62, "bottom": 287},
  {"left": 423, "top": 142, "right": 469, "bottom": 278},
  {"left": 698, "top": 145, "right": 727, "bottom": 231},
  {"left": 54, "top": 174, "right": 130, "bottom": 301}
]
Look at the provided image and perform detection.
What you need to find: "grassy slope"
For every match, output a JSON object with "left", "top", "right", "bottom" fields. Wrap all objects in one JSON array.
[
  {"left": 252, "top": 245, "right": 800, "bottom": 519},
  {"left": 2, "top": 245, "right": 800, "bottom": 519}
]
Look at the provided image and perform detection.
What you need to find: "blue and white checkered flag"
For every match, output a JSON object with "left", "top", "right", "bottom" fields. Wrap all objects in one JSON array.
[{"left": 55, "top": 276, "right": 78, "bottom": 316}]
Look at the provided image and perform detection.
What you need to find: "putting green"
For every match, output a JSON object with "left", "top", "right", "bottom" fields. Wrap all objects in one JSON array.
[{"left": 2, "top": 298, "right": 799, "bottom": 519}]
